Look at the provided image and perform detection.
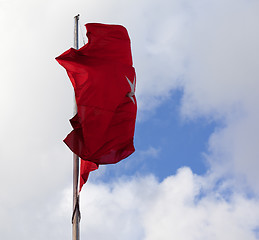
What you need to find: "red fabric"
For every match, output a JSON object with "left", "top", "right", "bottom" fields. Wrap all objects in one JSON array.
[
  {"left": 56, "top": 23, "right": 137, "bottom": 190},
  {"left": 79, "top": 160, "right": 98, "bottom": 191}
]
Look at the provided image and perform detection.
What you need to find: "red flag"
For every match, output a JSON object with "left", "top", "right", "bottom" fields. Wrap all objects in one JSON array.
[{"left": 56, "top": 23, "right": 137, "bottom": 190}]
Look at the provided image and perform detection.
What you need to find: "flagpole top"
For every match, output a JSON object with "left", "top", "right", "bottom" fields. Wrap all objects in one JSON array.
[{"left": 74, "top": 14, "right": 80, "bottom": 20}]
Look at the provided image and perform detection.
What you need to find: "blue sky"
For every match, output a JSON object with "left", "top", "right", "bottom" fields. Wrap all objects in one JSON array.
[
  {"left": 1, "top": 0, "right": 259, "bottom": 239},
  {"left": 134, "top": 91, "right": 214, "bottom": 177}
]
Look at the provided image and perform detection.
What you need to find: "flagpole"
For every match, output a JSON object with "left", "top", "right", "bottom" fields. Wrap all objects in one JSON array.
[{"left": 72, "top": 14, "right": 80, "bottom": 240}]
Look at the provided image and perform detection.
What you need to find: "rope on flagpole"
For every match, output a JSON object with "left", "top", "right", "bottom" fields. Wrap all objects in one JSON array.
[
  {"left": 79, "top": 19, "right": 86, "bottom": 45},
  {"left": 72, "top": 195, "right": 81, "bottom": 224}
]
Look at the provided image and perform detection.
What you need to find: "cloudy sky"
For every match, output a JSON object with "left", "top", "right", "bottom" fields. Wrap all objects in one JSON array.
[{"left": 1, "top": 0, "right": 259, "bottom": 239}]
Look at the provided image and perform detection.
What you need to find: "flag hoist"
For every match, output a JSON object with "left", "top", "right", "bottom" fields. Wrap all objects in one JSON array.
[{"left": 56, "top": 15, "right": 137, "bottom": 240}]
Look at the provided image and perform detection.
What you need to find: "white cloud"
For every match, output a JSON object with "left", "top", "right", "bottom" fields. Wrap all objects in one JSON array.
[
  {"left": 181, "top": 0, "right": 259, "bottom": 119},
  {"left": 175, "top": 0, "right": 259, "bottom": 194},
  {"left": 61, "top": 168, "right": 259, "bottom": 240},
  {"left": 138, "top": 146, "right": 161, "bottom": 159},
  {"left": 1, "top": 168, "right": 258, "bottom": 239}
]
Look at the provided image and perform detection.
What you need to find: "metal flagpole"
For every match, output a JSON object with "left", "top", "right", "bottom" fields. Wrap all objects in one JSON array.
[{"left": 72, "top": 14, "right": 80, "bottom": 240}]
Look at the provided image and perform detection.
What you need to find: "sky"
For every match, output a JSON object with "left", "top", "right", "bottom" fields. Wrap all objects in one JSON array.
[{"left": 1, "top": 0, "right": 259, "bottom": 239}]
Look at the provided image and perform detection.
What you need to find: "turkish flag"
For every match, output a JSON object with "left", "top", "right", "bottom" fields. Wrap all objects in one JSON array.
[{"left": 56, "top": 23, "right": 137, "bottom": 190}]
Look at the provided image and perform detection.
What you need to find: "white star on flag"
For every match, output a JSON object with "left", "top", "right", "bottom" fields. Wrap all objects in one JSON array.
[{"left": 125, "top": 75, "right": 136, "bottom": 104}]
